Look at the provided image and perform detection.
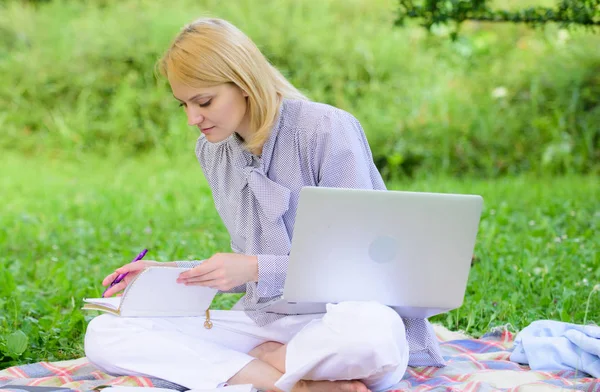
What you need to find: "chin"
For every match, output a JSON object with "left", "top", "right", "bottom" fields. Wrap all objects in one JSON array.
[{"left": 203, "top": 133, "right": 230, "bottom": 144}]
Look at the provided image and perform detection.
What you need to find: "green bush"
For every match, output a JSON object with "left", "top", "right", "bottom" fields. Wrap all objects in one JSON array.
[
  {"left": 1, "top": 0, "right": 598, "bottom": 178},
  {"left": 396, "top": 0, "right": 600, "bottom": 32}
]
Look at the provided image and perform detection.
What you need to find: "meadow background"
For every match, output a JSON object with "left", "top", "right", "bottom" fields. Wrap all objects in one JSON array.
[{"left": 1, "top": 0, "right": 598, "bottom": 368}]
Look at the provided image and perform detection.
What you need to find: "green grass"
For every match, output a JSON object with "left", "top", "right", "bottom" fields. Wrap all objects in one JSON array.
[
  {"left": 1, "top": 0, "right": 599, "bottom": 370},
  {"left": 0, "top": 152, "right": 598, "bottom": 367}
]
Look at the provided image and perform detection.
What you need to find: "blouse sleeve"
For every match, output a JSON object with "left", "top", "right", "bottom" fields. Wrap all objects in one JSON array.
[
  {"left": 309, "top": 110, "right": 385, "bottom": 189},
  {"left": 254, "top": 109, "right": 385, "bottom": 299}
]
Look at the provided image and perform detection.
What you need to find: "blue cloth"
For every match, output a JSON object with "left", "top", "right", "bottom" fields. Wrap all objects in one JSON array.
[{"left": 510, "top": 320, "right": 600, "bottom": 377}]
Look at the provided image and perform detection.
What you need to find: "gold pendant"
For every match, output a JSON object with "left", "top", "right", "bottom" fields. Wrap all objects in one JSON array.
[{"left": 204, "top": 309, "right": 213, "bottom": 329}]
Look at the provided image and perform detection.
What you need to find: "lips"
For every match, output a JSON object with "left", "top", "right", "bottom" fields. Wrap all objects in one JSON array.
[{"left": 201, "top": 126, "right": 215, "bottom": 134}]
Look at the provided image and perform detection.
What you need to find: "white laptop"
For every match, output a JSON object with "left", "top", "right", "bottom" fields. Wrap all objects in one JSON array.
[{"left": 257, "top": 186, "right": 483, "bottom": 318}]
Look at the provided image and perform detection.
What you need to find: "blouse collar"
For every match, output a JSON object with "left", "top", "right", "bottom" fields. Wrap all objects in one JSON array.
[{"left": 228, "top": 99, "right": 286, "bottom": 173}]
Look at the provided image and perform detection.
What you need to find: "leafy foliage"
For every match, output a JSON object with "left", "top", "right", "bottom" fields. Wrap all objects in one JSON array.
[
  {"left": 397, "top": 0, "right": 600, "bottom": 36},
  {"left": 1, "top": 0, "right": 599, "bottom": 179}
]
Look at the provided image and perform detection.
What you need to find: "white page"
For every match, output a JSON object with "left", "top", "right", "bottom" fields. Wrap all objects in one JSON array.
[
  {"left": 83, "top": 297, "right": 121, "bottom": 310},
  {"left": 121, "top": 267, "right": 217, "bottom": 317},
  {"left": 83, "top": 267, "right": 217, "bottom": 317}
]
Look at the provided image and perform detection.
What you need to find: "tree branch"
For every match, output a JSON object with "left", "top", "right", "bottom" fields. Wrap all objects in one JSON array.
[{"left": 396, "top": 0, "right": 600, "bottom": 33}]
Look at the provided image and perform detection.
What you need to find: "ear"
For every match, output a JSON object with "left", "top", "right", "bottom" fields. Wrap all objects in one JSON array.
[{"left": 242, "top": 89, "right": 249, "bottom": 98}]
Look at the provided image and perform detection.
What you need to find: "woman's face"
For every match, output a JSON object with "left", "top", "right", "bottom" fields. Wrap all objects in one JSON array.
[{"left": 169, "top": 77, "right": 251, "bottom": 143}]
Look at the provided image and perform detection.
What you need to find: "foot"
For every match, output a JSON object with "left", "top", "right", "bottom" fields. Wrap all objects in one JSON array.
[{"left": 293, "top": 380, "right": 371, "bottom": 392}]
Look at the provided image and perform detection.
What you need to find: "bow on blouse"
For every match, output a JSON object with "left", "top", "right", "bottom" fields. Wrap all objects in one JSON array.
[{"left": 238, "top": 165, "right": 291, "bottom": 223}]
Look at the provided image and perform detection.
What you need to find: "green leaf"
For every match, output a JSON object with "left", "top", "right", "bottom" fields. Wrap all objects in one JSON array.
[{"left": 6, "top": 330, "right": 28, "bottom": 357}]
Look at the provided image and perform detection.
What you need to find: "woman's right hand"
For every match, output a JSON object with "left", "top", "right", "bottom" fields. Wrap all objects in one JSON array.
[{"left": 102, "top": 260, "right": 175, "bottom": 297}]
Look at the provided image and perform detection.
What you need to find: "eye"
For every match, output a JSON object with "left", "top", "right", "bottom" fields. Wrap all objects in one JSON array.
[
  {"left": 178, "top": 102, "right": 186, "bottom": 108},
  {"left": 199, "top": 99, "right": 212, "bottom": 108}
]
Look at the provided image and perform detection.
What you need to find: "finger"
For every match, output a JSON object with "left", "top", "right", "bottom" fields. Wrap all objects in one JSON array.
[
  {"left": 178, "top": 262, "right": 216, "bottom": 280},
  {"left": 103, "top": 280, "right": 128, "bottom": 298},
  {"left": 102, "top": 271, "right": 119, "bottom": 287},
  {"left": 114, "top": 260, "right": 156, "bottom": 275},
  {"left": 179, "top": 277, "right": 221, "bottom": 288},
  {"left": 181, "top": 278, "right": 222, "bottom": 289},
  {"left": 177, "top": 269, "right": 221, "bottom": 284}
]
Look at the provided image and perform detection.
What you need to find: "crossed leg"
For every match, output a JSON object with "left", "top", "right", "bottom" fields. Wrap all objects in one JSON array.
[
  {"left": 228, "top": 341, "right": 371, "bottom": 392},
  {"left": 85, "top": 303, "right": 405, "bottom": 392},
  {"left": 248, "top": 341, "right": 286, "bottom": 373}
]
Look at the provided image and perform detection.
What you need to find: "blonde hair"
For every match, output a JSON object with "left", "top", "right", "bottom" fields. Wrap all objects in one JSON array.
[{"left": 157, "top": 18, "right": 308, "bottom": 152}]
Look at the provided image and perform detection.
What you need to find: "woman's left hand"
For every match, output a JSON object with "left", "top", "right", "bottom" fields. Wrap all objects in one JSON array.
[{"left": 176, "top": 253, "right": 258, "bottom": 291}]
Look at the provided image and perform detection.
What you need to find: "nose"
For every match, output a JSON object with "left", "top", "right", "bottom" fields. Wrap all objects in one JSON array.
[{"left": 186, "top": 106, "right": 205, "bottom": 126}]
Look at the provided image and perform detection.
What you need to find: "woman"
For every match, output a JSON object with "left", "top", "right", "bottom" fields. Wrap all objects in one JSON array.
[{"left": 84, "top": 18, "right": 444, "bottom": 392}]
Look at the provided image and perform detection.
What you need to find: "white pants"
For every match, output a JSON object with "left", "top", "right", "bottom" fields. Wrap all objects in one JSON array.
[{"left": 84, "top": 301, "right": 409, "bottom": 392}]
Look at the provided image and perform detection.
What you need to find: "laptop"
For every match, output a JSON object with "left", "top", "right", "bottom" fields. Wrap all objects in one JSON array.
[{"left": 258, "top": 186, "right": 483, "bottom": 318}]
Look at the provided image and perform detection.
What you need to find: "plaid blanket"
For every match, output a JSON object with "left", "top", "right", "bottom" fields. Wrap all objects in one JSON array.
[{"left": 1, "top": 325, "right": 598, "bottom": 391}]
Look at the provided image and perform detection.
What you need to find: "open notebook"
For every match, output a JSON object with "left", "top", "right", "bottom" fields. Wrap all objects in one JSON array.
[{"left": 83, "top": 267, "right": 218, "bottom": 318}]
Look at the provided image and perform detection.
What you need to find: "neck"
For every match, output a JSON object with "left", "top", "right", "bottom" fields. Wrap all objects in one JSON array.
[
  {"left": 235, "top": 105, "right": 253, "bottom": 142},
  {"left": 235, "top": 133, "right": 263, "bottom": 156}
]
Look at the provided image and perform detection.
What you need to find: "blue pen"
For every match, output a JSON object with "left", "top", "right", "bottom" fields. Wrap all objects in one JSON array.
[{"left": 102, "top": 249, "right": 148, "bottom": 297}]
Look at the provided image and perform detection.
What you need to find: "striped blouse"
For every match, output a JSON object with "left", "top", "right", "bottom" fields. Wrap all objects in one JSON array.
[{"left": 177, "top": 98, "right": 444, "bottom": 367}]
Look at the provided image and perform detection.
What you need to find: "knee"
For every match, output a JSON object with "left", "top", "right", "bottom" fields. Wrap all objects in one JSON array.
[
  {"left": 345, "top": 302, "right": 409, "bottom": 388},
  {"left": 327, "top": 301, "right": 406, "bottom": 343},
  {"left": 84, "top": 314, "right": 128, "bottom": 373},
  {"left": 363, "top": 302, "right": 407, "bottom": 348},
  {"left": 318, "top": 302, "right": 409, "bottom": 387},
  {"left": 325, "top": 301, "right": 408, "bottom": 358}
]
